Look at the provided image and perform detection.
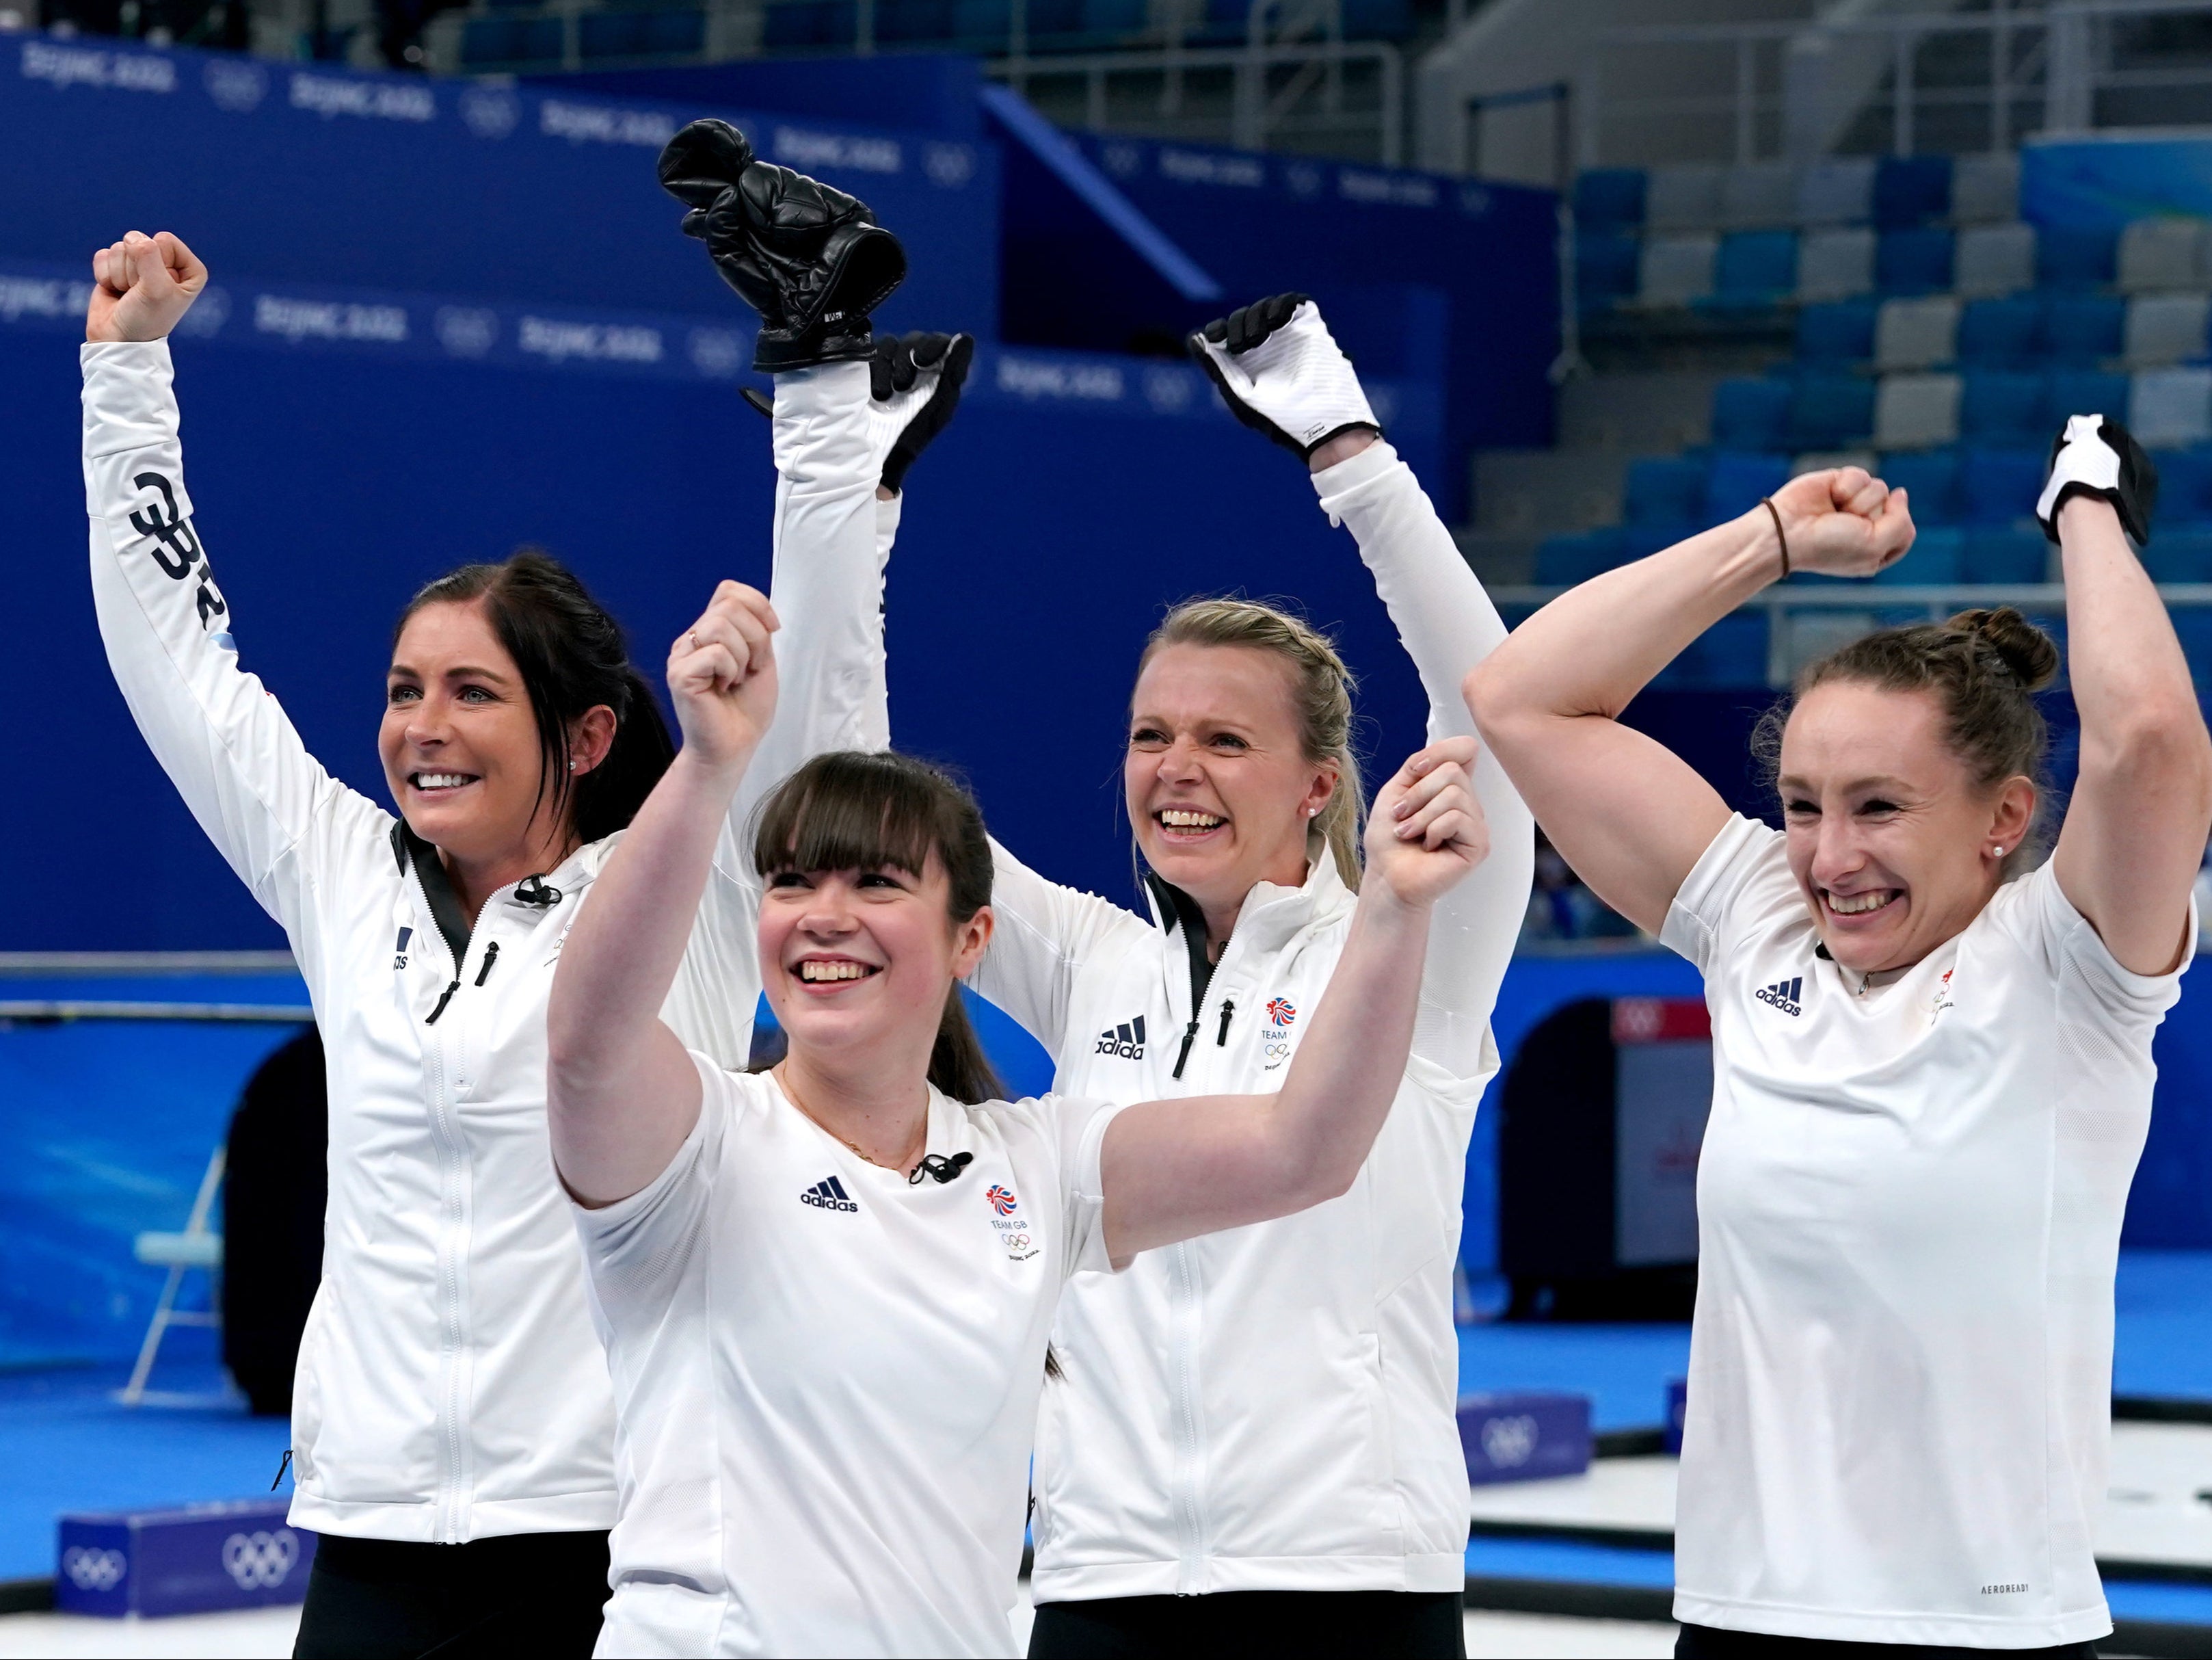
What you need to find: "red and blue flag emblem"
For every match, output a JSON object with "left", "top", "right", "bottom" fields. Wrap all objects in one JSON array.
[
  {"left": 986, "top": 1184, "right": 1020, "bottom": 1216},
  {"left": 1264, "top": 997, "right": 1296, "bottom": 1027}
]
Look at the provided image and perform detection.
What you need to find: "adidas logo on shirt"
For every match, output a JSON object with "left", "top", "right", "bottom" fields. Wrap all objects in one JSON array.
[
  {"left": 1755, "top": 976, "right": 1806, "bottom": 1017},
  {"left": 800, "top": 1174, "right": 859, "bottom": 1213},
  {"left": 1095, "top": 1015, "right": 1146, "bottom": 1059}
]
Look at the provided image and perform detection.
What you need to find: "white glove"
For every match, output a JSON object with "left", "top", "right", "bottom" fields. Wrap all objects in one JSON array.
[
  {"left": 2037, "top": 413, "right": 2158, "bottom": 545},
  {"left": 1188, "top": 293, "right": 1379, "bottom": 459}
]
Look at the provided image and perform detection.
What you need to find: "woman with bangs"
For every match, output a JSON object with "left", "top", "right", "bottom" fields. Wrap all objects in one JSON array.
[{"left": 543, "top": 585, "right": 1491, "bottom": 1658}]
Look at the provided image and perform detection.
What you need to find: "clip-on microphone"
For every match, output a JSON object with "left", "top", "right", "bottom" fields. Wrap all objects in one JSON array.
[
  {"left": 514, "top": 873, "right": 563, "bottom": 908},
  {"left": 909, "top": 1150, "right": 974, "bottom": 1186}
]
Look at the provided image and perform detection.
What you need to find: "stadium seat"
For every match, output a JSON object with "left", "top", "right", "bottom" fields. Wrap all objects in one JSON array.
[
  {"left": 2133, "top": 367, "right": 2212, "bottom": 449},
  {"left": 1960, "top": 372, "right": 2049, "bottom": 447},
  {"left": 1340, "top": 0, "right": 1411, "bottom": 40},
  {"left": 580, "top": 10, "right": 643, "bottom": 55},
  {"left": 462, "top": 14, "right": 563, "bottom": 64},
  {"left": 2037, "top": 225, "right": 2119, "bottom": 290},
  {"left": 1797, "top": 300, "right": 1877, "bottom": 364},
  {"left": 1790, "top": 375, "right": 1877, "bottom": 449},
  {"left": 2118, "top": 218, "right": 2209, "bottom": 293},
  {"left": 950, "top": 0, "right": 1011, "bottom": 41},
  {"left": 1875, "top": 296, "right": 1960, "bottom": 372},
  {"left": 1639, "top": 235, "right": 1718, "bottom": 306},
  {"left": 646, "top": 8, "right": 704, "bottom": 48},
  {"left": 1704, "top": 450, "right": 1792, "bottom": 520},
  {"left": 1958, "top": 295, "right": 2042, "bottom": 370},
  {"left": 1879, "top": 525, "right": 1962, "bottom": 583},
  {"left": 1962, "top": 526, "right": 2051, "bottom": 583},
  {"left": 1949, "top": 153, "right": 2020, "bottom": 226},
  {"left": 1622, "top": 523, "right": 1696, "bottom": 561},
  {"left": 1878, "top": 449, "right": 1962, "bottom": 524},
  {"left": 2126, "top": 293, "right": 2211, "bottom": 368},
  {"left": 1646, "top": 163, "right": 1725, "bottom": 233},
  {"left": 1575, "top": 169, "right": 1647, "bottom": 232},
  {"left": 1535, "top": 528, "right": 1627, "bottom": 586},
  {"left": 1796, "top": 157, "right": 1876, "bottom": 227},
  {"left": 1720, "top": 161, "right": 1796, "bottom": 230},
  {"left": 2047, "top": 369, "right": 2129, "bottom": 431},
  {"left": 1712, "top": 378, "right": 1791, "bottom": 449},
  {"left": 1959, "top": 447, "right": 2047, "bottom": 525},
  {"left": 1624, "top": 457, "right": 1708, "bottom": 525},
  {"left": 875, "top": 0, "right": 954, "bottom": 40},
  {"left": 1874, "top": 155, "right": 1950, "bottom": 228},
  {"left": 1576, "top": 233, "right": 1640, "bottom": 311},
  {"left": 765, "top": 0, "right": 856, "bottom": 46},
  {"left": 2042, "top": 295, "right": 2126, "bottom": 365},
  {"left": 1078, "top": 0, "right": 1144, "bottom": 37},
  {"left": 2154, "top": 447, "right": 2212, "bottom": 523},
  {"left": 1874, "top": 373, "right": 1962, "bottom": 450},
  {"left": 2144, "top": 529, "right": 2212, "bottom": 584},
  {"left": 1662, "top": 612, "right": 1770, "bottom": 686},
  {"left": 1954, "top": 222, "right": 2036, "bottom": 298},
  {"left": 1714, "top": 230, "right": 1798, "bottom": 302},
  {"left": 1878, "top": 226, "right": 1954, "bottom": 295},
  {"left": 1798, "top": 227, "right": 1876, "bottom": 302}
]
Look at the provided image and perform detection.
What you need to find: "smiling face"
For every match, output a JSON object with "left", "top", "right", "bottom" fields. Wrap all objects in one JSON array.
[
  {"left": 1778, "top": 680, "right": 2036, "bottom": 975},
  {"left": 758, "top": 852, "right": 992, "bottom": 1067},
  {"left": 380, "top": 598, "right": 561, "bottom": 870},
  {"left": 1125, "top": 642, "right": 1336, "bottom": 922}
]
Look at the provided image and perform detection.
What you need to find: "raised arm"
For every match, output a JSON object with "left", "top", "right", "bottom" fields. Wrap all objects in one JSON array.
[
  {"left": 83, "top": 231, "right": 385, "bottom": 953},
  {"left": 1097, "top": 742, "right": 1484, "bottom": 1263},
  {"left": 2042, "top": 420, "right": 2212, "bottom": 973},
  {"left": 550, "top": 583, "right": 779, "bottom": 1206},
  {"left": 1463, "top": 469, "right": 1915, "bottom": 934}
]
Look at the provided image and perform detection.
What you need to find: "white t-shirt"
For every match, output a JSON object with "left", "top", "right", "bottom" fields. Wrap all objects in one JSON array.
[
  {"left": 574, "top": 1056, "right": 1124, "bottom": 1659},
  {"left": 1663, "top": 815, "right": 2189, "bottom": 1648}
]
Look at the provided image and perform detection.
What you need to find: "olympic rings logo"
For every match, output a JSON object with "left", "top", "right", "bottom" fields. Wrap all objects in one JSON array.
[
  {"left": 1478, "top": 1414, "right": 1540, "bottom": 1469},
  {"left": 222, "top": 1529, "right": 299, "bottom": 1590},
  {"left": 62, "top": 1546, "right": 126, "bottom": 1592}
]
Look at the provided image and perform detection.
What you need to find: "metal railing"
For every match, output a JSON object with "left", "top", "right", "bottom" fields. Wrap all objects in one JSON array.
[
  {"left": 1567, "top": 0, "right": 2212, "bottom": 170},
  {"left": 1487, "top": 581, "right": 2212, "bottom": 687}
]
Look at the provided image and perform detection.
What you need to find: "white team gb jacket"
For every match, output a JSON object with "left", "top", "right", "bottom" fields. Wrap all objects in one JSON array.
[
  {"left": 815, "top": 438, "right": 1534, "bottom": 1598},
  {"left": 79, "top": 340, "right": 863, "bottom": 1544}
]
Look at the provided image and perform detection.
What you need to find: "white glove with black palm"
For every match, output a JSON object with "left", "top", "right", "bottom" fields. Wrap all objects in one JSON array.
[
  {"left": 2037, "top": 413, "right": 2159, "bottom": 545},
  {"left": 743, "top": 330, "right": 974, "bottom": 493},
  {"left": 1188, "top": 293, "right": 1379, "bottom": 460}
]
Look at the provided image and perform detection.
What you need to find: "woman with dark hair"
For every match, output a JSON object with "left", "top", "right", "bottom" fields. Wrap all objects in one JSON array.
[
  {"left": 79, "top": 229, "right": 915, "bottom": 1656},
  {"left": 542, "top": 587, "right": 1489, "bottom": 1657},
  {"left": 1465, "top": 424, "right": 2212, "bottom": 1656}
]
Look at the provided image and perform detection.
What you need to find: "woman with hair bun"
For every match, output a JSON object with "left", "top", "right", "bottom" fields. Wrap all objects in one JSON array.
[{"left": 1466, "top": 422, "right": 2212, "bottom": 1657}]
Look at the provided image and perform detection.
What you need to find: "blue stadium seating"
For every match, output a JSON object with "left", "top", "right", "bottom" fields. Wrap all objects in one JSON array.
[
  {"left": 1621, "top": 523, "right": 1694, "bottom": 561},
  {"left": 1961, "top": 373, "right": 2048, "bottom": 447},
  {"left": 2156, "top": 448, "right": 2212, "bottom": 523},
  {"left": 1624, "top": 457, "right": 1707, "bottom": 525},
  {"left": 1960, "top": 446, "right": 2046, "bottom": 524},
  {"left": 1798, "top": 299, "right": 1876, "bottom": 364},
  {"left": 1962, "top": 526, "right": 2050, "bottom": 583},
  {"left": 1575, "top": 169, "right": 1647, "bottom": 232},
  {"left": 875, "top": 0, "right": 955, "bottom": 41},
  {"left": 1082, "top": 0, "right": 1147, "bottom": 38},
  {"left": 2042, "top": 295, "right": 2125, "bottom": 365},
  {"left": 1874, "top": 155, "right": 1951, "bottom": 228},
  {"left": 2146, "top": 529, "right": 2212, "bottom": 583},
  {"left": 461, "top": 13, "right": 563, "bottom": 63},
  {"left": 1704, "top": 451, "right": 1792, "bottom": 521},
  {"left": 579, "top": 8, "right": 705, "bottom": 56},
  {"left": 1789, "top": 374, "right": 1876, "bottom": 449},
  {"left": 1535, "top": 528, "right": 1626, "bottom": 586},
  {"left": 1881, "top": 525, "right": 1962, "bottom": 582},
  {"left": 1878, "top": 227, "right": 1955, "bottom": 295},
  {"left": 1576, "top": 233, "right": 1640, "bottom": 311},
  {"left": 1656, "top": 612, "right": 1768, "bottom": 687},
  {"left": 1341, "top": 0, "right": 1412, "bottom": 40},
  {"left": 2037, "top": 224, "right": 2119, "bottom": 290},
  {"left": 951, "top": 0, "right": 1011, "bottom": 38},
  {"left": 1188, "top": 0, "right": 1249, "bottom": 44},
  {"left": 2047, "top": 369, "right": 2130, "bottom": 430},
  {"left": 764, "top": 0, "right": 857, "bottom": 46},
  {"left": 1026, "top": 0, "right": 1083, "bottom": 34},
  {"left": 1712, "top": 378, "right": 1792, "bottom": 450},
  {"left": 1880, "top": 449, "right": 1961, "bottom": 523},
  {"left": 1714, "top": 230, "right": 1798, "bottom": 302},
  {"left": 1958, "top": 296, "right": 2042, "bottom": 370}
]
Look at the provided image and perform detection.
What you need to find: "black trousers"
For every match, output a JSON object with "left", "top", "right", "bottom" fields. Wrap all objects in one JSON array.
[
  {"left": 292, "top": 1530, "right": 610, "bottom": 1660},
  {"left": 1028, "top": 1590, "right": 1467, "bottom": 1659},
  {"left": 1675, "top": 1622, "right": 2099, "bottom": 1659}
]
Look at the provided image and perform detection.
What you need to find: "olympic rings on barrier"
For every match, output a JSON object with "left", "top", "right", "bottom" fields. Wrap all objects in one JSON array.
[{"left": 221, "top": 1528, "right": 299, "bottom": 1590}]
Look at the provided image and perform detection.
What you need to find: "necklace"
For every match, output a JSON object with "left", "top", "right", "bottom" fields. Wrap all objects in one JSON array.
[{"left": 771, "top": 1064, "right": 925, "bottom": 1173}]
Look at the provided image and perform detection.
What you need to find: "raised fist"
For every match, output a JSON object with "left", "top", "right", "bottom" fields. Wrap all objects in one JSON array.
[
  {"left": 86, "top": 230, "right": 207, "bottom": 344},
  {"left": 1188, "top": 293, "right": 1379, "bottom": 460}
]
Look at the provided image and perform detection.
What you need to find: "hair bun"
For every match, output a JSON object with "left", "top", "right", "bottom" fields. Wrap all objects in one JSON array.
[{"left": 1949, "top": 607, "right": 2060, "bottom": 692}]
